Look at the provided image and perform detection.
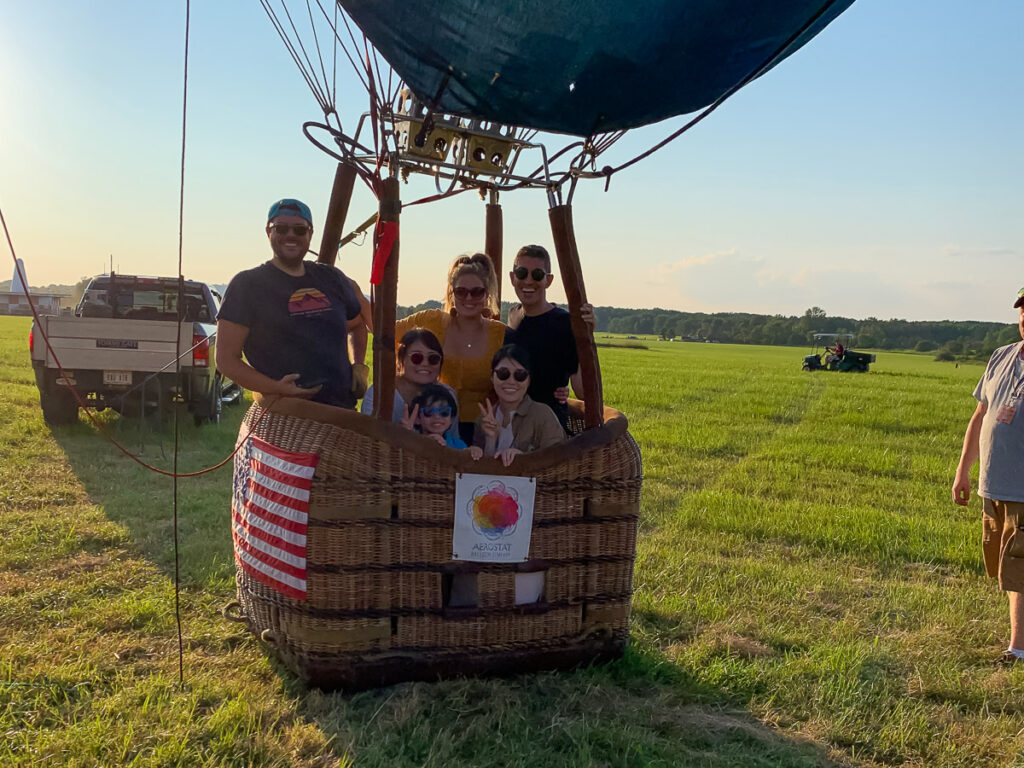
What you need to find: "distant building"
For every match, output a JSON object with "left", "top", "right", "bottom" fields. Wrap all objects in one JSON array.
[{"left": 0, "top": 259, "right": 66, "bottom": 316}]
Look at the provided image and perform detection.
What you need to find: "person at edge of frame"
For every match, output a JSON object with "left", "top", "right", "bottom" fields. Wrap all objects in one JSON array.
[
  {"left": 215, "top": 198, "right": 369, "bottom": 408},
  {"left": 953, "top": 285, "right": 1024, "bottom": 664},
  {"left": 504, "top": 243, "right": 593, "bottom": 433}
]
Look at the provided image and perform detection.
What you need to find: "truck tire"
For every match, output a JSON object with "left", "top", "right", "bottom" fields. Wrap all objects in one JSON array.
[
  {"left": 194, "top": 373, "right": 223, "bottom": 427},
  {"left": 40, "top": 387, "right": 79, "bottom": 425}
]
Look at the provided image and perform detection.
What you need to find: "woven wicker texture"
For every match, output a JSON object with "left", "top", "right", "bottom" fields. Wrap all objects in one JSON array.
[{"left": 233, "top": 397, "right": 642, "bottom": 690}]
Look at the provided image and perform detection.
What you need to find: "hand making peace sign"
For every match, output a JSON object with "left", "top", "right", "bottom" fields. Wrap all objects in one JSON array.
[
  {"left": 399, "top": 403, "right": 419, "bottom": 431},
  {"left": 478, "top": 398, "right": 500, "bottom": 440}
]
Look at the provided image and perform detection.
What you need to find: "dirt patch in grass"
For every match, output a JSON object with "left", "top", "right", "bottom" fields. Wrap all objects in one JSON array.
[{"left": 46, "top": 551, "right": 116, "bottom": 579}]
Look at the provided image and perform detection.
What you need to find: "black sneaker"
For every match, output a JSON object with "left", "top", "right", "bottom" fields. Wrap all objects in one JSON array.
[{"left": 995, "top": 650, "right": 1023, "bottom": 666}]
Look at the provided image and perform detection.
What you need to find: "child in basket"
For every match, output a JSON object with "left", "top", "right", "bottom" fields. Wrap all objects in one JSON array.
[{"left": 402, "top": 383, "right": 483, "bottom": 459}]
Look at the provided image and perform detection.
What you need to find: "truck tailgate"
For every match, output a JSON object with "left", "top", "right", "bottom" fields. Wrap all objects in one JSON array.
[{"left": 38, "top": 318, "right": 190, "bottom": 373}]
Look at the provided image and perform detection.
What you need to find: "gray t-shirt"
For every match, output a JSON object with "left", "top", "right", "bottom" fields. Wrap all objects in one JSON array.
[{"left": 974, "top": 341, "right": 1024, "bottom": 502}]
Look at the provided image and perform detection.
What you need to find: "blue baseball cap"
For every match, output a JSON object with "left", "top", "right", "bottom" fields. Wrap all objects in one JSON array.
[
  {"left": 267, "top": 198, "right": 312, "bottom": 225},
  {"left": 1015, "top": 286, "right": 1024, "bottom": 309}
]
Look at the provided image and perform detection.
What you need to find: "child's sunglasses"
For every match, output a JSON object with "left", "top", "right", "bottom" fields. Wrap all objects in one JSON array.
[
  {"left": 408, "top": 351, "right": 442, "bottom": 366},
  {"left": 513, "top": 266, "right": 549, "bottom": 282},
  {"left": 420, "top": 405, "right": 452, "bottom": 418},
  {"left": 493, "top": 367, "right": 529, "bottom": 382}
]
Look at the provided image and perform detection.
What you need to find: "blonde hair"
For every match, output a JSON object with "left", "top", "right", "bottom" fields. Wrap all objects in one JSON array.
[{"left": 443, "top": 252, "right": 499, "bottom": 317}]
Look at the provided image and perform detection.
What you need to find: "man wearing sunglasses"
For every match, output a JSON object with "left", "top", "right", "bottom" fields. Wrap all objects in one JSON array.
[
  {"left": 504, "top": 244, "right": 593, "bottom": 432},
  {"left": 216, "top": 198, "right": 367, "bottom": 408}
]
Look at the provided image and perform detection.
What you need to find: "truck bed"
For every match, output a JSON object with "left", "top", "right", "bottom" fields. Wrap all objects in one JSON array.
[{"left": 34, "top": 317, "right": 195, "bottom": 373}]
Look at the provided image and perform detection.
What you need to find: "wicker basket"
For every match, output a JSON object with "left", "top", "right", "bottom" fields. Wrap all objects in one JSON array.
[{"left": 231, "top": 395, "right": 642, "bottom": 691}]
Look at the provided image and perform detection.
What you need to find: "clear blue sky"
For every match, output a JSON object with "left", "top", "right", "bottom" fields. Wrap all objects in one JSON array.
[{"left": 2, "top": 1, "right": 1021, "bottom": 323}]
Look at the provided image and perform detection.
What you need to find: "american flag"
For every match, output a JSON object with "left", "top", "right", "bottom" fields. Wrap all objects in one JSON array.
[{"left": 231, "top": 435, "right": 319, "bottom": 600}]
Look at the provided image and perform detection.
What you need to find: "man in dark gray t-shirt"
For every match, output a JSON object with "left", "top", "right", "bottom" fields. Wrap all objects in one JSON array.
[
  {"left": 216, "top": 198, "right": 367, "bottom": 408},
  {"left": 953, "top": 286, "right": 1024, "bottom": 664}
]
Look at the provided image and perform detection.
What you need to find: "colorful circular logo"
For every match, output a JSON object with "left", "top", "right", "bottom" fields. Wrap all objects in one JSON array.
[{"left": 467, "top": 481, "right": 521, "bottom": 540}]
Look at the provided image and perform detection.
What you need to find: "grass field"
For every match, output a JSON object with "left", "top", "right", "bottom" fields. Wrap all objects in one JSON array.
[{"left": 2, "top": 315, "right": 1022, "bottom": 767}]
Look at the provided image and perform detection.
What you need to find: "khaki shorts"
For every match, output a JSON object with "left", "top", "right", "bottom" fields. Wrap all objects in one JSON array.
[{"left": 982, "top": 498, "right": 1024, "bottom": 593}]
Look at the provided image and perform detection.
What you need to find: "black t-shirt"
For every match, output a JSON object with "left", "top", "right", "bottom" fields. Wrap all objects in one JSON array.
[
  {"left": 504, "top": 306, "right": 579, "bottom": 431},
  {"left": 218, "top": 261, "right": 360, "bottom": 408}
]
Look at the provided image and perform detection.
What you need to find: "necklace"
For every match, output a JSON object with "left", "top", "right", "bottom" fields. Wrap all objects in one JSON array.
[{"left": 451, "top": 314, "right": 482, "bottom": 350}]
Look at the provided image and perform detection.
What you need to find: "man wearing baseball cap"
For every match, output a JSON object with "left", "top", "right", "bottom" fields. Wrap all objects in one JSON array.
[
  {"left": 953, "top": 286, "right": 1024, "bottom": 663},
  {"left": 215, "top": 198, "right": 367, "bottom": 408}
]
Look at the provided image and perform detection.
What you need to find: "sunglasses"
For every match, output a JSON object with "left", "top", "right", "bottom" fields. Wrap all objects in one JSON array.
[
  {"left": 513, "top": 266, "right": 549, "bottom": 282},
  {"left": 419, "top": 405, "right": 452, "bottom": 418},
  {"left": 493, "top": 367, "right": 529, "bottom": 382},
  {"left": 270, "top": 223, "right": 311, "bottom": 237},
  {"left": 453, "top": 285, "right": 487, "bottom": 300},
  {"left": 408, "top": 351, "right": 442, "bottom": 366}
]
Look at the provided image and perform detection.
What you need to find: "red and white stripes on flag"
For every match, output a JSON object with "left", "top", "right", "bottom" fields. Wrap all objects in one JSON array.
[{"left": 231, "top": 435, "right": 319, "bottom": 600}]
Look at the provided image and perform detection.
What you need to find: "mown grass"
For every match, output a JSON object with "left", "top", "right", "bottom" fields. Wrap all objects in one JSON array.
[{"left": 1, "top": 316, "right": 1022, "bottom": 767}]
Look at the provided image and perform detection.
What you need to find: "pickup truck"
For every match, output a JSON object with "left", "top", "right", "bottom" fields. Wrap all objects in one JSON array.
[{"left": 30, "top": 273, "right": 236, "bottom": 425}]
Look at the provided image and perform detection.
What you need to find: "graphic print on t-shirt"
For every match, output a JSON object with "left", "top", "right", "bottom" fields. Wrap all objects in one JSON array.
[{"left": 288, "top": 288, "right": 331, "bottom": 316}]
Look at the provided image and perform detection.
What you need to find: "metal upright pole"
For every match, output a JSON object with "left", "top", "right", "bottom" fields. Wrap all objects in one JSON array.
[
  {"left": 372, "top": 177, "right": 401, "bottom": 419},
  {"left": 317, "top": 162, "right": 357, "bottom": 265},
  {"left": 548, "top": 203, "right": 603, "bottom": 428},
  {"left": 485, "top": 188, "right": 503, "bottom": 305}
]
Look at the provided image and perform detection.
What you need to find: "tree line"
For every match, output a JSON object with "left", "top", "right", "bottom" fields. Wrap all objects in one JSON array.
[
  {"left": 10, "top": 279, "right": 1010, "bottom": 359},
  {"left": 398, "top": 301, "right": 1017, "bottom": 358}
]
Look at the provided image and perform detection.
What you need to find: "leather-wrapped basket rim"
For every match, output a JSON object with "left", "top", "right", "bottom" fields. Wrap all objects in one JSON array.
[{"left": 252, "top": 394, "right": 631, "bottom": 475}]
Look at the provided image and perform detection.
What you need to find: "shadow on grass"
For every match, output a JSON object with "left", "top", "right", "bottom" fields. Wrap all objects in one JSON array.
[
  {"left": 278, "top": 644, "right": 847, "bottom": 768},
  {"left": 50, "top": 403, "right": 846, "bottom": 766},
  {"left": 51, "top": 401, "right": 245, "bottom": 588}
]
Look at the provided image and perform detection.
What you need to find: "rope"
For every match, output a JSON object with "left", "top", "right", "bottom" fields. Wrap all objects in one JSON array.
[{"left": 0, "top": 202, "right": 271, "bottom": 477}]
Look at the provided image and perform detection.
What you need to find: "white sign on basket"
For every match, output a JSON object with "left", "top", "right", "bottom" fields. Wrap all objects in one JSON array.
[{"left": 452, "top": 473, "right": 537, "bottom": 562}]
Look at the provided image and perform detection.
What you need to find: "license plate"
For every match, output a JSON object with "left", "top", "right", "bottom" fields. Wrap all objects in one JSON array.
[{"left": 103, "top": 370, "right": 132, "bottom": 386}]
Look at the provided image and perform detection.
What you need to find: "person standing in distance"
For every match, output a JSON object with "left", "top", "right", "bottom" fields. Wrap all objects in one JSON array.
[
  {"left": 953, "top": 286, "right": 1024, "bottom": 664},
  {"left": 216, "top": 198, "right": 367, "bottom": 408},
  {"left": 504, "top": 244, "right": 592, "bottom": 432}
]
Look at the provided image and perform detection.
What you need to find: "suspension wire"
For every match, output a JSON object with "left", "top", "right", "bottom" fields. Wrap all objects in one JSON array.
[
  {"left": 385, "top": 56, "right": 395, "bottom": 111},
  {"left": 603, "top": 0, "right": 844, "bottom": 178},
  {"left": 338, "top": 6, "right": 372, "bottom": 90},
  {"left": 277, "top": 0, "right": 334, "bottom": 110},
  {"left": 312, "top": 0, "right": 370, "bottom": 94},
  {"left": 262, "top": 7, "right": 330, "bottom": 110},
  {"left": 289, "top": 2, "right": 546, "bottom": 199},
  {"left": 369, "top": 49, "right": 390, "bottom": 116},
  {"left": 405, "top": 185, "right": 474, "bottom": 208},
  {"left": 260, "top": 0, "right": 331, "bottom": 112},
  {"left": 331, "top": 1, "right": 338, "bottom": 112},
  {"left": 303, "top": 0, "right": 334, "bottom": 114},
  {"left": 592, "top": 130, "right": 625, "bottom": 154},
  {"left": 171, "top": 0, "right": 195, "bottom": 685}
]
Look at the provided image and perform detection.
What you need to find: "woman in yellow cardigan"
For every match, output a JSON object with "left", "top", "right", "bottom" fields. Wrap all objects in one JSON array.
[{"left": 395, "top": 253, "right": 506, "bottom": 443}]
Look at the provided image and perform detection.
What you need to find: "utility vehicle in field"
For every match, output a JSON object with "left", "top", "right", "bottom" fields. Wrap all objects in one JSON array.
[
  {"left": 802, "top": 332, "right": 875, "bottom": 372},
  {"left": 30, "top": 273, "right": 238, "bottom": 425}
]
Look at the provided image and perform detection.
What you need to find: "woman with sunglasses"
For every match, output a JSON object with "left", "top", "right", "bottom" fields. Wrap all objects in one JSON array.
[
  {"left": 395, "top": 253, "right": 506, "bottom": 443},
  {"left": 475, "top": 344, "right": 565, "bottom": 467},
  {"left": 361, "top": 328, "right": 462, "bottom": 444}
]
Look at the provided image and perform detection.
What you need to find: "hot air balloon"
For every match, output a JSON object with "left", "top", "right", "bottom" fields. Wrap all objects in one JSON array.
[{"left": 228, "top": 0, "right": 856, "bottom": 689}]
